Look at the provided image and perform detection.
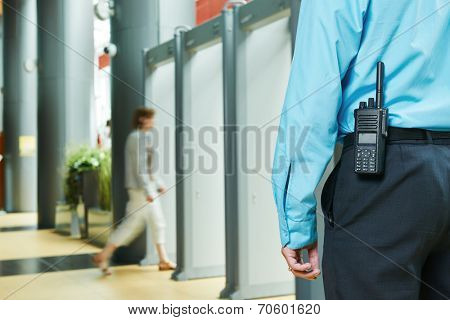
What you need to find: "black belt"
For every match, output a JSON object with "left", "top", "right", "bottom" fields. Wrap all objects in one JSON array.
[{"left": 344, "top": 127, "right": 450, "bottom": 148}]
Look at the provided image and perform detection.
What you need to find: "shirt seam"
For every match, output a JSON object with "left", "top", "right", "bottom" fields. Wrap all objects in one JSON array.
[{"left": 286, "top": 214, "right": 316, "bottom": 224}]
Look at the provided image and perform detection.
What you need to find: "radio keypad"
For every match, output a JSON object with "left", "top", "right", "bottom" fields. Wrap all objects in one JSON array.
[{"left": 355, "top": 148, "right": 376, "bottom": 173}]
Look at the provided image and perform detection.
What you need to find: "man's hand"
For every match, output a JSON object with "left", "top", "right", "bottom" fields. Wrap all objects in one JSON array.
[
  {"left": 281, "top": 241, "right": 321, "bottom": 280},
  {"left": 146, "top": 195, "right": 154, "bottom": 203}
]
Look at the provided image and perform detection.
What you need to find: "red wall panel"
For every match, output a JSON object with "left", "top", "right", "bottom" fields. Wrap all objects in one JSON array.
[{"left": 196, "top": 0, "right": 228, "bottom": 25}]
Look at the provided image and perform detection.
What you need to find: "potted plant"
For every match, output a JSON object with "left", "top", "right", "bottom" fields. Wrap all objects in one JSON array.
[
  {"left": 87, "top": 149, "right": 114, "bottom": 246},
  {"left": 55, "top": 147, "right": 110, "bottom": 238}
]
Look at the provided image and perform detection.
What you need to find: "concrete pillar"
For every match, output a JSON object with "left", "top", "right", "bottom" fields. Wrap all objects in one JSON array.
[
  {"left": 110, "top": 0, "right": 159, "bottom": 263},
  {"left": 3, "top": 0, "right": 38, "bottom": 212},
  {"left": 37, "top": 0, "right": 94, "bottom": 228},
  {"left": 0, "top": 16, "right": 3, "bottom": 132},
  {"left": 111, "top": 0, "right": 195, "bottom": 263},
  {"left": 0, "top": 17, "right": 4, "bottom": 212}
]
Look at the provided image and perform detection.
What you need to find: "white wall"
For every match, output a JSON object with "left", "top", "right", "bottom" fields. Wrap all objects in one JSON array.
[
  {"left": 186, "top": 42, "right": 225, "bottom": 274},
  {"left": 159, "top": 0, "right": 195, "bottom": 43},
  {"left": 146, "top": 62, "right": 177, "bottom": 261},
  {"left": 236, "top": 17, "right": 294, "bottom": 298}
]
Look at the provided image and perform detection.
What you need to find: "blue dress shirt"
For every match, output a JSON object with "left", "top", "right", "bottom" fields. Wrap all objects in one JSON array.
[{"left": 272, "top": 0, "right": 450, "bottom": 249}]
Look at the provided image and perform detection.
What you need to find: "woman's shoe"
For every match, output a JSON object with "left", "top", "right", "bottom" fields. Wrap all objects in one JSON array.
[
  {"left": 158, "top": 261, "right": 176, "bottom": 271},
  {"left": 92, "top": 253, "right": 112, "bottom": 276}
]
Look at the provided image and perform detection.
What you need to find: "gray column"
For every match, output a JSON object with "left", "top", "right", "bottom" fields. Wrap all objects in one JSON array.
[
  {"left": 0, "top": 16, "right": 4, "bottom": 134},
  {"left": 110, "top": 0, "right": 159, "bottom": 262},
  {"left": 1, "top": 15, "right": 4, "bottom": 211},
  {"left": 37, "top": 0, "right": 94, "bottom": 228},
  {"left": 3, "top": 0, "right": 38, "bottom": 213},
  {"left": 220, "top": 7, "right": 240, "bottom": 299},
  {"left": 172, "top": 30, "right": 187, "bottom": 278}
]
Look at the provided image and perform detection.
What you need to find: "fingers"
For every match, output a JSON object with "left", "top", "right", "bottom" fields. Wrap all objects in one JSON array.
[
  {"left": 288, "top": 259, "right": 312, "bottom": 272},
  {"left": 281, "top": 245, "right": 321, "bottom": 281},
  {"left": 308, "top": 244, "right": 320, "bottom": 272},
  {"left": 282, "top": 247, "right": 312, "bottom": 272},
  {"left": 282, "top": 247, "right": 303, "bottom": 267},
  {"left": 302, "top": 244, "right": 321, "bottom": 280},
  {"left": 281, "top": 248, "right": 314, "bottom": 278},
  {"left": 291, "top": 268, "right": 321, "bottom": 281}
]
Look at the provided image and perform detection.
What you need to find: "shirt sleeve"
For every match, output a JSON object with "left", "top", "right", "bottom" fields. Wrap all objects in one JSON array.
[
  {"left": 129, "top": 132, "right": 155, "bottom": 198},
  {"left": 150, "top": 172, "right": 165, "bottom": 190},
  {"left": 148, "top": 132, "right": 165, "bottom": 190},
  {"left": 272, "top": 0, "right": 368, "bottom": 249}
]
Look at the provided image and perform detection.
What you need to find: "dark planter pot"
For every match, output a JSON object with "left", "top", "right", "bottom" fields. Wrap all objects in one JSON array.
[
  {"left": 77, "top": 170, "right": 100, "bottom": 238},
  {"left": 55, "top": 202, "right": 73, "bottom": 236},
  {"left": 82, "top": 170, "right": 100, "bottom": 208},
  {"left": 55, "top": 202, "right": 85, "bottom": 238},
  {"left": 56, "top": 170, "right": 99, "bottom": 239}
]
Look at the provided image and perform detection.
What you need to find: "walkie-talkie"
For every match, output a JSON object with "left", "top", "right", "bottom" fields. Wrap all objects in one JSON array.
[{"left": 354, "top": 62, "right": 388, "bottom": 175}]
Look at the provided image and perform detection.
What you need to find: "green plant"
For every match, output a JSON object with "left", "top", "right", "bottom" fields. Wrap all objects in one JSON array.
[
  {"left": 64, "top": 147, "right": 111, "bottom": 210},
  {"left": 97, "top": 150, "right": 112, "bottom": 211}
]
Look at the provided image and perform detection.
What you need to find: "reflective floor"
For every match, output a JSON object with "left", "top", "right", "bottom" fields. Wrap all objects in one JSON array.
[{"left": 0, "top": 213, "right": 294, "bottom": 300}]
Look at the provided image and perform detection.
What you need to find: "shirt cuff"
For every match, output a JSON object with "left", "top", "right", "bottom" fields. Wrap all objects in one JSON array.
[
  {"left": 280, "top": 214, "right": 318, "bottom": 249},
  {"left": 150, "top": 175, "right": 165, "bottom": 190},
  {"left": 143, "top": 186, "right": 154, "bottom": 198}
]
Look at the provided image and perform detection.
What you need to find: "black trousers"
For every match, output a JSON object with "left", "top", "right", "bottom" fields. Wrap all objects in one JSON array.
[{"left": 322, "top": 134, "right": 450, "bottom": 299}]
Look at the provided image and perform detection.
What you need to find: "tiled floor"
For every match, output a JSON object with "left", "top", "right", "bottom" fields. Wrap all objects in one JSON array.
[
  {"left": 0, "top": 265, "right": 227, "bottom": 300},
  {"left": 0, "top": 253, "right": 131, "bottom": 277},
  {"left": 0, "top": 229, "right": 99, "bottom": 261},
  {"left": 0, "top": 212, "right": 36, "bottom": 228},
  {"left": 0, "top": 213, "right": 295, "bottom": 300}
]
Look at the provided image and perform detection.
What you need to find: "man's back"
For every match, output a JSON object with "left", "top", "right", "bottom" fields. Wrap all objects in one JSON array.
[
  {"left": 273, "top": 1, "right": 450, "bottom": 253},
  {"left": 339, "top": 0, "right": 450, "bottom": 134}
]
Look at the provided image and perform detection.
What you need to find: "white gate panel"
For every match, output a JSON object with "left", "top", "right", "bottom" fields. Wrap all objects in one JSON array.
[
  {"left": 177, "top": 42, "right": 226, "bottom": 279},
  {"left": 145, "top": 62, "right": 176, "bottom": 263},
  {"left": 190, "top": 43, "right": 225, "bottom": 271},
  {"left": 236, "top": 17, "right": 294, "bottom": 298}
]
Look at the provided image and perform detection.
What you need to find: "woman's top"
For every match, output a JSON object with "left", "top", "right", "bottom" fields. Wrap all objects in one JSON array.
[{"left": 125, "top": 130, "right": 165, "bottom": 197}]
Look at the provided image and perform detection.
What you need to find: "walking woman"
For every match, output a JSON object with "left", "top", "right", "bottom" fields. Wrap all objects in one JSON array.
[{"left": 93, "top": 108, "right": 175, "bottom": 274}]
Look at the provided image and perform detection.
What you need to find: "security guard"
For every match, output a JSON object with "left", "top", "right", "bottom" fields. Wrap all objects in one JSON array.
[{"left": 272, "top": 0, "right": 450, "bottom": 299}]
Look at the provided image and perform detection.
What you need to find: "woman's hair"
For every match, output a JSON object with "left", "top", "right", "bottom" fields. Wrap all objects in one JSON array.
[{"left": 132, "top": 107, "right": 155, "bottom": 129}]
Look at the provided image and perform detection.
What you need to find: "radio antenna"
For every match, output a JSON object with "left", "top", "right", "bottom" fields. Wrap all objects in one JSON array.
[{"left": 376, "top": 61, "right": 385, "bottom": 109}]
